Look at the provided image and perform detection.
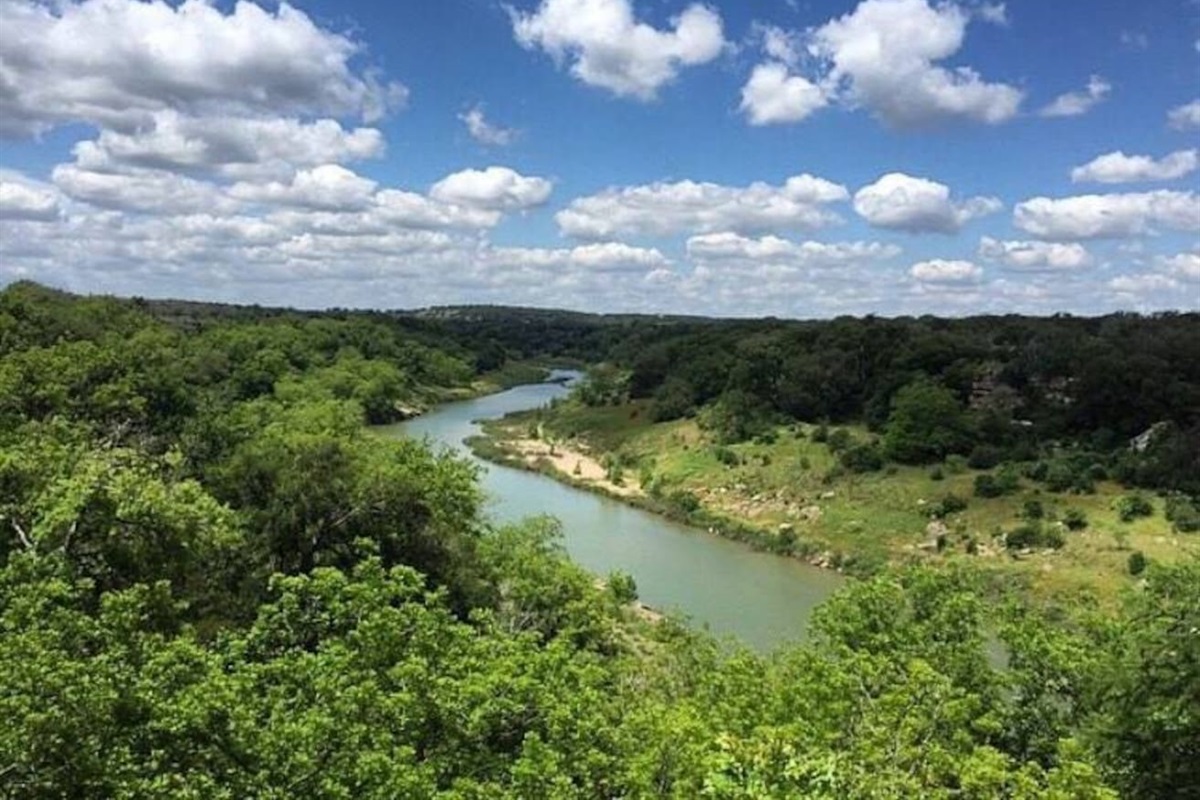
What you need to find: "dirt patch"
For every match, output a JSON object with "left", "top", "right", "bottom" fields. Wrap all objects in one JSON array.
[{"left": 508, "top": 438, "right": 642, "bottom": 497}]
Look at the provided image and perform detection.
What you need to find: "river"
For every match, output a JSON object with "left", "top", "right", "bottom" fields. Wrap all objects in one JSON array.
[{"left": 378, "top": 375, "right": 844, "bottom": 650}]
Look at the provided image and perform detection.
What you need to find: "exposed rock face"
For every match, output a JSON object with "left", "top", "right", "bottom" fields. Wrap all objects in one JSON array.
[{"left": 1130, "top": 421, "right": 1171, "bottom": 453}]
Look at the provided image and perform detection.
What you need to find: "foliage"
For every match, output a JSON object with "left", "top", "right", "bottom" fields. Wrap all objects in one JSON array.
[
  {"left": 883, "top": 379, "right": 974, "bottom": 464},
  {"left": 1115, "top": 494, "right": 1154, "bottom": 523}
]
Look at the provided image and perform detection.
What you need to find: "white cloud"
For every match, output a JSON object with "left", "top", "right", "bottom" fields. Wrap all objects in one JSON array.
[
  {"left": 51, "top": 163, "right": 239, "bottom": 216},
  {"left": 853, "top": 173, "right": 1002, "bottom": 233},
  {"left": 229, "top": 165, "right": 378, "bottom": 211},
  {"left": 1039, "top": 76, "right": 1111, "bottom": 118},
  {"left": 429, "top": 166, "right": 553, "bottom": 211},
  {"left": 69, "top": 112, "right": 384, "bottom": 179},
  {"left": 1167, "top": 99, "right": 1200, "bottom": 131},
  {"left": 556, "top": 174, "right": 848, "bottom": 238},
  {"left": 910, "top": 259, "right": 983, "bottom": 283},
  {"left": 1108, "top": 273, "right": 1179, "bottom": 294},
  {"left": 459, "top": 106, "right": 519, "bottom": 147},
  {"left": 0, "top": 0, "right": 406, "bottom": 137},
  {"left": 978, "top": 237, "right": 1092, "bottom": 270},
  {"left": 739, "top": 63, "right": 828, "bottom": 125},
  {"left": 686, "top": 232, "right": 899, "bottom": 267},
  {"left": 808, "top": 0, "right": 1022, "bottom": 128},
  {"left": 372, "top": 190, "right": 502, "bottom": 230},
  {"left": 1013, "top": 191, "right": 1200, "bottom": 240},
  {"left": 1071, "top": 149, "right": 1198, "bottom": 184},
  {"left": 509, "top": 0, "right": 725, "bottom": 100},
  {"left": 1158, "top": 252, "right": 1200, "bottom": 282},
  {"left": 488, "top": 242, "right": 669, "bottom": 271},
  {"left": 0, "top": 173, "right": 62, "bottom": 221}
]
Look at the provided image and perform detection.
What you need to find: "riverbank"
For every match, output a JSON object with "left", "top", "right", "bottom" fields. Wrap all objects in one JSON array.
[{"left": 469, "top": 401, "right": 1196, "bottom": 609}]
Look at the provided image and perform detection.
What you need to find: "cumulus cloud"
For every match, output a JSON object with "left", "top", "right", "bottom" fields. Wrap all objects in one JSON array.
[
  {"left": 1108, "top": 273, "right": 1179, "bottom": 295},
  {"left": 509, "top": 0, "right": 726, "bottom": 100},
  {"left": 0, "top": 0, "right": 406, "bottom": 137},
  {"left": 488, "top": 242, "right": 669, "bottom": 271},
  {"left": 429, "top": 167, "right": 553, "bottom": 211},
  {"left": 1158, "top": 252, "right": 1200, "bottom": 282},
  {"left": 853, "top": 173, "right": 1002, "bottom": 233},
  {"left": 1013, "top": 191, "right": 1200, "bottom": 240},
  {"left": 808, "top": 0, "right": 1022, "bottom": 128},
  {"left": 739, "top": 63, "right": 828, "bottom": 125},
  {"left": 1167, "top": 99, "right": 1200, "bottom": 131},
  {"left": 1039, "top": 76, "right": 1111, "bottom": 118},
  {"left": 1071, "top": 150, "right": 1198, "bottom": 184},
  {"left": 0, "top": 173, "right": 62, "bottom": 221},
  {"left": 51, "top": 163, "right": 240, "bottom": 216},
  {"left": 909, "top": 259, "right": 983, "bottom": 283},
  {"left": 686, "top": 232, "right": 899, "bottom": 267},
  {"left": 557, "top": 174, "right": 848, "bottom": 238},
  {"left": 229, "top": 165, "right": 378, "bottom": 211},
  {"left": 68, "top": 112, "right": 385, "bottom": 180},
  {"left": 978, "top": 237, "right": 1092, "bottom": 270},
  {"left": 459, "top": 105, "right": 519, "bottom": 146}
]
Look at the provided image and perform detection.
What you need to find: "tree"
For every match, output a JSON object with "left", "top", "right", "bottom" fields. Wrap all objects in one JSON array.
[{"left": 883, "top": 379, "right": 975, "bottom": 464}]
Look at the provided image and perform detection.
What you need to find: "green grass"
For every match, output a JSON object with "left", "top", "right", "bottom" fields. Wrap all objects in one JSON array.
[{"left": 514, "top": 403, "right": 1196, "bottom": 607}]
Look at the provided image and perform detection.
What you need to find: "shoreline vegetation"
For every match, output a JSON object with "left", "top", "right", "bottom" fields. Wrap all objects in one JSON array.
[{"left": 467, "top": 399, "right": 1196, "bottom": 606}]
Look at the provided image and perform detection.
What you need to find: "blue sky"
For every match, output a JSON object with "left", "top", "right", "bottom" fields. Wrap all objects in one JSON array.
[{"left": 0, "top": 0, "right": 1196, "bottom": 316}]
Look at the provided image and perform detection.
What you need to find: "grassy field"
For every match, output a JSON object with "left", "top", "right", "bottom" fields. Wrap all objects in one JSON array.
[{"left": 482, "top": 400, "right": 1195, "bottom": 609}]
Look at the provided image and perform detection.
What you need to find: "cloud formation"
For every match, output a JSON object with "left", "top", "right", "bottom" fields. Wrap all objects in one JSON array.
[
  {"left": 909, "top": 259, "right": 983, "bottom": 283},
  {"left": 1071, "top": 150, "right": 1198, "bottom": 184},
  {"left": 808, "top": 0, "right": 1022, "bottom": 128},
  {"left": 556, "top": 174, "right": 849, "bottom": 238},
  {"left": 0, "top": 0, "right": 406, "bottom": 137},
  {"left": 1039, "top": 76, "right": 1111, "bottom": 118},
  {"left": 854, "top": 173, "right": 1002, "bottom": 233},
  {"left": 509, "top": 0, "right": 725, "bottom": 100},
  {"left": 460, "top": 106, "right": 519, "bottom": 146},
  {"left": 429, "top": 167, "right": 553, "bottom": 212},
  {"left": 1013, "top": 191, "right": 1200, "bottom": 240},
  {"left": 1167, "top": 99, "right": 1200, "bottom": 131},
  {"left": 978, "top": 237, "right": 1092, "bottom": 270}
]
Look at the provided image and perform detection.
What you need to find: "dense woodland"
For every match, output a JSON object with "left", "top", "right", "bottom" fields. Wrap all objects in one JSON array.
[{"left": 1, "top": 282, "right": 1197, "bottom": 798}]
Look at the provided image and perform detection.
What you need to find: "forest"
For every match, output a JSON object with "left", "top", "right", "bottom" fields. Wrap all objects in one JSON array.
[{"left": 1, "top": 281, "right": 1197, "bottom": 798}]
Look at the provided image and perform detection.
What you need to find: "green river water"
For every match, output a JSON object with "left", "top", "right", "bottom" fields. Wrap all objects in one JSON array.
[{"left": 379, "top": 374, "right": 844, "bottom": 650}]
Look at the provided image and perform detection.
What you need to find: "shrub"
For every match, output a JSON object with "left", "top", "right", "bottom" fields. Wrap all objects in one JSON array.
[
  {"left": 840, "top": 443, "right": 884, "bottom": 473},
  {"left": 1127, "top": 551, "right": 1148, "bottom": 576},
  {"left": 1115, "top": 494, "right": 1154, "bottom": 523},
  {"left": 712, "top": 446, "right": 740, "bottom": 467},
  {"left": 1021, "top": 499, "right": 1044, "bottom": 520},
  {"left": 812, "top": 424, "right": 829, "bottom": 443},
  {"left": 826, "top": 428, "right": 853, "bottom": 453},
  {"left": 1062, "top": 508, "right": 1089, "bottom": 531},
  {"left": 967, "top": 445, "right": 1004, "bottom": 470},
  {"left": 667, "top": 489, "right": 700, "bottom": 514},
  {"left": 1164, "top": 493, "right": 1200, "bottom": 533},
  {"left": 975, "top": 470, "right": 1019, "bottom": 498},
  {"left": 929, "top": 465, "right": 945, "bottom": 481},
  {"left": 928, "top": 493, "right": 968, "bottom": 518},
  {"left": 1006, "top": 522, "right": 1064, "bottom": 551}
]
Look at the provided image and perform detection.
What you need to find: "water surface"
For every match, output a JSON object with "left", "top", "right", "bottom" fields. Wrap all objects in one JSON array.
[{"left": 379, "top": 375, "right": 844, "bottom": 650}]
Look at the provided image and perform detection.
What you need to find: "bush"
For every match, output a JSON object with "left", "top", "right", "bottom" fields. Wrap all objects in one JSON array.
[
  {"left": 1062, "top": 508, "right": 1089, "bottom": 531},
  {"left": 928, "top": 493, "right": 968, "bottom": 519},
  {"left": 667, "top": 489, "right": 700, "bottom": 514},
  {"left": 1021, "top": 499, "right": 1044, "bottom": 520},
  {"left": 840, "top": 443, "right": 884, "bottom": 473},
  {"left": 1127, "top": 551, "right": 1148, "bottom": 576},
  {"left": 826, "top": 428, "right": 853, "bottom": 453},
  {"left": 975, "top": 468, "right": 1019, "bottom": 498},
  {"left": 811, "top": 423, "right": 829, "bottom": 443},
  {"left": 967, "top": 445, "right": 1004, "bottom": 470},
  {"left": 1164, "top": 494, "right": 1200, "bottom": 533},
  {"left": 606, "top": 570, "right": 639, "bottom": 603},
  {"left": 1115, "top": 494, "right": 1154, "bottom": 523},
  {"left": 712, "top": 446, "right": 740, "bottom": 467},
  {"left": 1006, "top": 522, "right": 1064, "bottom": 551},
  {"left": 929, "top": 465, "right": 945, "bottom": 481}
]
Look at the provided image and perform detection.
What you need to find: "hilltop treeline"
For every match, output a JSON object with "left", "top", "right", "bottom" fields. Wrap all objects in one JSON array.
[{"left": 1, "top": 283, "right": 1197, "bottom": 798}]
